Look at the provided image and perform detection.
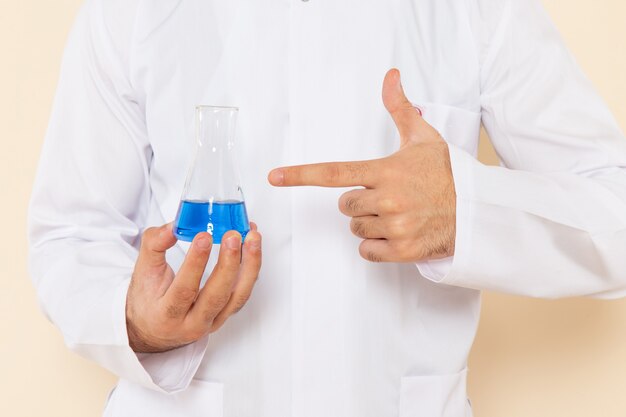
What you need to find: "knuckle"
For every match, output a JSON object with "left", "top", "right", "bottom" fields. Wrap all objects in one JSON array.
[
  {"left": 362, "top": 249, "right": 383, "bottom": 263},
  {"left": 350, "top": 218, "right": 368, "bottom": 237},
  {"left": 367, "top": 252, "right": 383, "bottom": 263},
  {"left": 377, "top": 197, "right": 402, "bottom": 214},
  {"left": 201, "top": 307, "right": 219, "bottom": 325},
  {"left": 172, "top": 286, "right": 199, "bottom": 305},
  {"left": 390, "top": 239, "right": 413, "bottom": 256},
  {"left": 358, "top": 242, "right": 383, "bottom": 263},
  {"left": 338, "top": 191, "right": 355, "bottom": 213},
  {"left": 207, "top": 292, "right": 231, "bottom": 310},
  {"left": 220, "top": 241, "right": 242, "bottom": 258},
  {"left": 379, "top": 165, "right": 397, "bottom": 181},
  {"left": 344, "top": 197, "right": 363, "bottom": 213},
  {"left": 233, "top": 293, "right": 251, "bottom": 313},
  {"left": 376, "top": 198, "right": 393, "bottom": 213},
  {"left": 387, "top": 217, "right": 408, "bottom": 237},
  {"left": 198, "top": 300, "right": 224, "bottom": 324},
  {"left": 344, "top": 162, "right": 368, "bottom": 182}
]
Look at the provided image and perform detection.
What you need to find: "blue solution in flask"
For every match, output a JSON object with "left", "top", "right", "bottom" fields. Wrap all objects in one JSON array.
[
  {"left": 174, "top": 106, "right": 249, "bottom": 245},
  {"left": 173, "top": 200, "right": 250, "bottom": 244}
]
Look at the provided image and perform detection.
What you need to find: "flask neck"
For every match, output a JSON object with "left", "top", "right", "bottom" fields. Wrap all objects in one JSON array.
[
  {"left": 196, "top": 106, "right": 238, "bottom": 150},
  {"left": 181, "top": 106, "right": 243, "bottom": 203}
]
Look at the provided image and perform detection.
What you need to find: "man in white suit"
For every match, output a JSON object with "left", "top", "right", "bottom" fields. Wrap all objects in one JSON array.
[{"left": 29, "top": 0, "right": 626, "bottom": 416}]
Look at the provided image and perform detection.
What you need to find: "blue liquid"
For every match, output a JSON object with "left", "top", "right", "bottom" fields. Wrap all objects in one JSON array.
[{"left": 173, "top": 200, "right": 250, "bottom": 244}]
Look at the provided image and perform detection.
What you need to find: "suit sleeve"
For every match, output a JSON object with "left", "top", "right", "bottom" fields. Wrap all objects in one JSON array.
[
  {"left": 28, "top": 0, "right": 208, "bottom": 393},
  {"left": 419, "top": 0, "right": 626, "bottom": 299}
]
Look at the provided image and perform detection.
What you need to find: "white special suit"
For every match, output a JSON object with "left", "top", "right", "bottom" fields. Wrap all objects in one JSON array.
[{"left": 28, "top": 0, "right": 626, "bottom": 415}]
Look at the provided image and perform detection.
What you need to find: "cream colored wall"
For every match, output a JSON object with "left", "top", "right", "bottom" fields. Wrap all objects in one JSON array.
[
  {"left": 1, "top": 1, "right": 625, "bottom": 416},
  {"left": 0, "top": 2, "right": 117, "bottom": 416}
]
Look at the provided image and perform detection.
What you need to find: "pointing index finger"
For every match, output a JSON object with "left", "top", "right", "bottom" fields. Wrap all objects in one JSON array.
[{"left": 268, "top": 160, "right": 378, "bottom": 188}]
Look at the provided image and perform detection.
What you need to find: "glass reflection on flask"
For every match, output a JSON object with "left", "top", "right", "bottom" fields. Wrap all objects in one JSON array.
[{"left": 173, "top": 106, "right": 249, "bottom": 244}]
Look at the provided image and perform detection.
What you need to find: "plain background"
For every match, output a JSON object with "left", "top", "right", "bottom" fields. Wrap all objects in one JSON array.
[{"left": 2, "top": 1, "right": 626, "bottom": 416}]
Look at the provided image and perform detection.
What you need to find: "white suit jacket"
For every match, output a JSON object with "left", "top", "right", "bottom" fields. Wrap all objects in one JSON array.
[{"left": 28, "top": 0, "right": 626, "bottom": 416}]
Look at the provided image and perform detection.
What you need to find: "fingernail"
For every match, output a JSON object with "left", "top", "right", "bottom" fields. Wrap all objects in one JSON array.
[
  {"left": 224, "top": 235, "right": 241, "bottom": 250},
  {"left": 394, "top": 70, "right": 402, "bottom": 89},
  {"left": 269, "top": 169, "right": 284, "bottom": 186},
  {"left": 196, "top": 236, "right": 211, "bottom": 249},
  {"left": 160, "top": 223, "right": 172, "bottom": 237},
  {"left": 247, "top": 234, "right": 261, "bottom": 250}
]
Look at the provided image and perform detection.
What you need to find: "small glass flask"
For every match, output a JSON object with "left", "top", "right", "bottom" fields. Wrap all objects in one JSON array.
[{"left": 173, "top": 106, "right": 250, "bottom": 244}]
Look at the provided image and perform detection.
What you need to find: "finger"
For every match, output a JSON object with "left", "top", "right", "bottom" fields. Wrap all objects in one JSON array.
[
  {"left": 339, "top": 189, "right": 410, "bottom": 217},
  {"left": 339, "top": 189, "right": 383, "bottom": 217},
  {"left": 137, "top": 223, "right": 177, "bottom": 270},
  {"left": 250, "top": 222, "right": 258, "bottom": 232},
  {"left": 358, "top": 239, "right": 395, "bottom": 263},
  {"left": 268, "top": 160, "right": 378, "bottom": 188},
  {"left": 359, "top": 238, "right": 421, "bottom": 263},
  {"left": 349, "top": 216, "right": 386, "bottom": 239},
  {"left": 351, "top": 215, "right": 411, "bottom": 240},
  {"left": 382, "top": 69, "right": 423, "bottom": 146},
  {"left": 210, "top": 230, "right": 262, "bottom": 332},
  {"left": 187, "top": 231, "right": 242, "bottom": 325},
  {"left": 160, "top": 232, "right": 213, "bottom": 318}
]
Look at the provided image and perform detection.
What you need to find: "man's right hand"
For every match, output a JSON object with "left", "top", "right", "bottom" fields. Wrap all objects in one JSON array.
[{"left": 126, "top": 222, "right": 262, "bottom": 353}]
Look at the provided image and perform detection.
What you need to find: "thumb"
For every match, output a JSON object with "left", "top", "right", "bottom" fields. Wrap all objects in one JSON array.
[
  {"left": 382, "top": 68, "right": 423, "bottom": 146},
  {"left": 137, "top": 223, "right": 177, "bottom": 270}
]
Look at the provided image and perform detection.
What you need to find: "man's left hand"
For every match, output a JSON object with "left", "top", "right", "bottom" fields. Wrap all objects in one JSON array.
[{"left": 268, "top": 69, "right": 456, "bottom": 263}]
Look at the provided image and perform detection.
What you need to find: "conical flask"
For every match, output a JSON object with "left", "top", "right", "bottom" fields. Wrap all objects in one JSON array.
[{"left": 173, "top": 106, "right": 250, "bottom": 244}]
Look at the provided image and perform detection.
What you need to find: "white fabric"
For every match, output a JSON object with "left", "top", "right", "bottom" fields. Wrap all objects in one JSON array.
[{"left": 28, "top": 0, "right": 626, "bottom": 416}]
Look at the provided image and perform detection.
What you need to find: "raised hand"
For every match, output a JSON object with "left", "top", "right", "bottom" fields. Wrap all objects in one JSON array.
[
  {"left": 126, "top": 223, "right": 262, "bottom": 353},
  {"left": 268, "top": 69, "right": 455, "bottom": 263}
]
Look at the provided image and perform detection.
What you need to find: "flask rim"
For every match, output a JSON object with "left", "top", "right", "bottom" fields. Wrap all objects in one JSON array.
[{"left": 196, "top": 105, "right": 239, "bottom": 111}]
